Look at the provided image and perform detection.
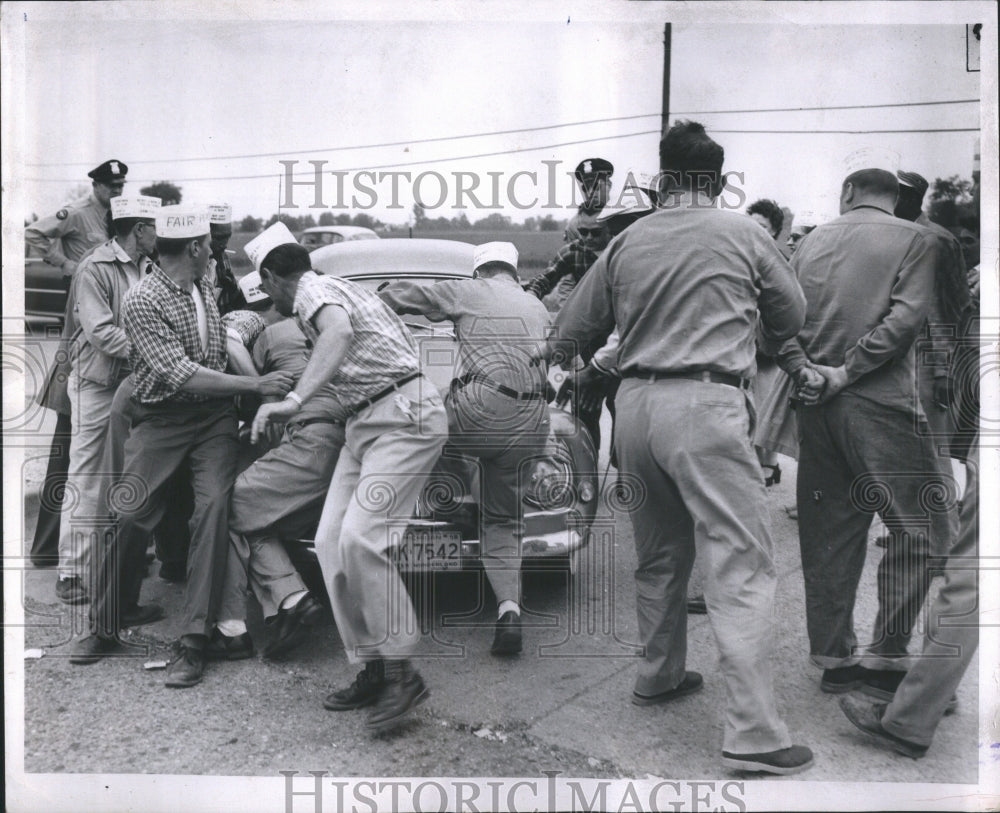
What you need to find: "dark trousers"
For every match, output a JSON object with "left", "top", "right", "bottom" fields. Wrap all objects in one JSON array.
[
  {"left": 30, "top": 412, "right": 72, "bottom": 565},
  {"left": 796, "top": 392, "right": 957, "bottom": 669},
  {"left": 90, "top": 399, "right": 238, "bottom": 642}
]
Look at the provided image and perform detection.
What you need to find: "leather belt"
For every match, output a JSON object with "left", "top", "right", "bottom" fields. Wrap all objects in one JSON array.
[
  {"left": 623, "top": 369, "right": 751, "bottom": 390},
  {"left": 346, "top": 372, "right": 421, "bottom": 416},
  {"left": 455, "top": 372, "right": 546, "bottom": 401}
]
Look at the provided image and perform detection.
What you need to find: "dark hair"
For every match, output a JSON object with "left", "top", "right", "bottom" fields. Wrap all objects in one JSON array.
[
  {"left": 658, "top": 120, "right": 724, "bottom": 194},
  {"left": 113, "top": 217, "right": 145, "bottom": 240},
  {"left": 156, "top": 234, "right": 206, "bottom": 257},
  {"left": 747, "top": 199, "right": 784, "bottom": 236},
  {"left": 261, "top": 243, "right": 311, "bottom": 277},
  {"left": 843, "top": 169, "right": 898, "bottom": 198}
]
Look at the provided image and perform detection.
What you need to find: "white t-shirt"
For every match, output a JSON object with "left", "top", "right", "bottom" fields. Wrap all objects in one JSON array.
[{"left": 191, "top": 282, "right": 209, "bottom": 355}]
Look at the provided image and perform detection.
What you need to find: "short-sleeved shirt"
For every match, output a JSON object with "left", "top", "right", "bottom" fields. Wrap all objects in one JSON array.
[
  {"left": 25, "top": 195, "right": 110, "bottom": 269},
  {"left": 555, "top": 205, "right": 806, "bottom": 380},
  {"left": 252, "top": 318, "right": 348, "bottom": 423},
  {"left": 123, "top": 267, "right": 228, "bottom": 404},
  {"left": 292, "top": 271, "right": 419, "bottom": 409},
  {"left": 222, "top": 310, "right": 267, "bottom": 349},
  {"left": 379, "top": 275, "right": 551, "bottom": 392}
]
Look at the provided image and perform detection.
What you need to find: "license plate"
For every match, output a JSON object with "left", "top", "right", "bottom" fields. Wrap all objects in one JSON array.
[{"left": 397, "top": 529, "right": 463, "bottom": 570}]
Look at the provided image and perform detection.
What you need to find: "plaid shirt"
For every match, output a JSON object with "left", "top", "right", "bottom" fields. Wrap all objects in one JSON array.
[
  {"left": 293, "top": 271, "right": 419, "bottom": 410},
  {"left": 222, "top": 309, "right": 267, "bottom": 349},
  {"left": 123, "top": 266, "right": 228, "bottom": 404},
  {"left": 523, "top": 239, "right": 601, "bottom": 301}
]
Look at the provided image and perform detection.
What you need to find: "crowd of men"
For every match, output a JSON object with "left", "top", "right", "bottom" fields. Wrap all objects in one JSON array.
[{"left": 24, "top": 119, "right": 981, "bottom": 771}]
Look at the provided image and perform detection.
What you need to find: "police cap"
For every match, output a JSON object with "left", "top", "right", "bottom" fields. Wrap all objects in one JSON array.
[
  {"left": 574, "top": 158, "right": 614, "bottom": 184},
  {"left": 88, "top": 160, "right": 129, "bottom": 184},
  {"left": 896, "top": 170, "right": 929, "bottom": 198}
]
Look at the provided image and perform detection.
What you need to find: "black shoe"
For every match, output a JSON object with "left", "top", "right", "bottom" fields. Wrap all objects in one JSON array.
[
  {"left": 839, "top": 695, "right": 928, "bottom": 758},
  {"left": 158, "top": 561, "right": 187, "bottom": 583},
  {"left": 56, "top": 576, "right": 88, "bottom": 605},
  {"left": 324, "top": 660, "right": 386, "bottom": 711},
  {"left": 263, "top": 593, "right": 324, "bottom": 660},
  {"left": 165, "top": 641, "right": 206, "bottom": 688},
  {"left": 686, "top": 595, "right": 707, "bottom": 614},
  {"left": 490, "top": 611, "right": 522, "bottom": 656},
  {"left": 205, "top": 628, "right": 255, "bottom": 661},
  {"left": 122, "top": 603, "right": 164, "bottom": 628},
  {"left": 70, "top": 635, "right": 121, "bottom": 665},
  {"left": 861, "top": 668, "right": 958, "bottom": 715},
  {"left": 820, "top": 664, "right": 868, "bottom": 693},
  {"left": 632, "top": 671, "right": 704, "bottom": 706},
  {"left": 366, "top": 660, "right": 428, "bottom": 732},
  {"left": 763, "top": 464, "right": 781, "bottom": 487},
  {"left": 722, "top": 744, "right": 814, "bottom": 775}
]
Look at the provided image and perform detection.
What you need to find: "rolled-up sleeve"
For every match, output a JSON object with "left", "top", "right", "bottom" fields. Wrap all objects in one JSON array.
[
  {"left": 843, "top": 232, "right": 936, "bottom": 384},
  {"left": 75, "top": 262, "right": 129, "bottom": 358},
  {"left": 123, "top": 292, "right": 200, "bottom": 395}
]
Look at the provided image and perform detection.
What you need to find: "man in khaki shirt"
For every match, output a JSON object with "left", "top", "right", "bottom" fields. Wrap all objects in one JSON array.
[{"left": 545, "top": 120, "right": 813, "bottom": 776}]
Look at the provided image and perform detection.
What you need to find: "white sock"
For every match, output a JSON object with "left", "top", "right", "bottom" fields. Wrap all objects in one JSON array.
[
  {"left": 216, "top": 619, "right": 247, "bottom": 637},
  {"left": 498, "top": 600, "right": 520, "bottom": 619},
  {"left": 280, "top": 589, "right": 308, "bottom": 611}
]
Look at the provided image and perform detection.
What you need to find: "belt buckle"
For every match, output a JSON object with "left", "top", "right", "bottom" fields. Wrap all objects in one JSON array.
[{"left": 700, "top": 371, "right": 712, "bottom": 384}]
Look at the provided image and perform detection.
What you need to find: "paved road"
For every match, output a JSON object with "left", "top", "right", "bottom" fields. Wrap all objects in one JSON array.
[{"left": 6, "top": 321, "right": 981, "bottom": 789}]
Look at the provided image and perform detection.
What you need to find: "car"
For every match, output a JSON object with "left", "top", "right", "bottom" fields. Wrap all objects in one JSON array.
[
  {"left": 24, "top": 250, "right": 68, "bottom": 325},
  {"left": 292, "top": 237, "right": 599, "bottom": 575},
  {"left": 299, "top": 225, "right": 380, "bottom": 250}
]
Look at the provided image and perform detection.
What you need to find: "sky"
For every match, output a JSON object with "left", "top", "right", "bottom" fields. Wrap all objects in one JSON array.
[{"left": 7, "top": 3, "right": 988, "bottom": 226}]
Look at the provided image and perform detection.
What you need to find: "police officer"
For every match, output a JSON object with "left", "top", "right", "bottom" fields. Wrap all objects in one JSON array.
[
  {"left": 564, "top": 157, "right": 613, "bottom": 243},
  {"left": 379, "top": 242, "right": 551, "bottom": 655},
  {"left": 543, "top": 121, "right": 813, "bottom": 775},
  {"left": 26, "top": 159, "right": 128, "bottom": 281},
  {"left": 28, "top": 160, "right": 127, "bottom": 573}
]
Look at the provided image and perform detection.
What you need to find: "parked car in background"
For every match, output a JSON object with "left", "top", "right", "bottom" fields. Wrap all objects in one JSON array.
[
  {"left": 299, "top": 225, "right": 379, "bottom": 249},
  {"left": 295, "top": 238, "right": 599, "bottom": 574},
  {"left": 24, "top": 248, "right": 67, "bottom": 325}
]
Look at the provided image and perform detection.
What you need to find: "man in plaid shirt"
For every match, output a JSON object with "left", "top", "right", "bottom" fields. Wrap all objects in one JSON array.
[
  {"left": 247, "top": 223, "right": 447, "bottom": 733},
  {"left": 71, "top": 205, "right": 293, "bottom": 689}
]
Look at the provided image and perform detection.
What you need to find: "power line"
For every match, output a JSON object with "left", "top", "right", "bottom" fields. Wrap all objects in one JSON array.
[
  {"left": 26, "top": 124, "right": 979, "bottom": 185},
  {"left": 26, "top": 97, "right": 979, "bottom": 168}
]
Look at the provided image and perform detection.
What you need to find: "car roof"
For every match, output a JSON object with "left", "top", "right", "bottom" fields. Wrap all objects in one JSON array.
[
  {"left": 310, "top": 238, "right": 475, "bottom": 279},
  {"left": 301, "top": 225, "right": 378, "bottom": 237}
]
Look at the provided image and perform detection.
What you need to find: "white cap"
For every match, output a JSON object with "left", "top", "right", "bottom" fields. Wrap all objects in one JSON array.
[
  {"left": 237, "top": 271, "right": 270, "bottom": 305},
  {"left": 244, "top": 222, "right": 299, "bottom": 272},
  {"left": 596, "top": 187, "right": 654, "bottom": 222},
  {"left": 622, "top": 169, "right": 658, "bottom": 196},
  {"left": 155, "top": 205, "right": 211, "bottom": 238},
  {"left": 110, "top": 195, "right": 161, "bottom": 221},
  {"left": 473, "top": 241, "right": 518, "bottom": 272},
  {"left": 208, "top": 203, "right": 232, "bottom": 225},
  {"left": 842, "top": 145, "right": 899, "bottom": 177},
  {"left": 790, "top": 210, "right": 819, "bottom": 234}
]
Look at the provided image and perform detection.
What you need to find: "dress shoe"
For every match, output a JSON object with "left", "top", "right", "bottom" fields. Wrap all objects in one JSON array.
[
  {"left": 158, "top": 561, "right": 187, "bottom": 583},
  {"left": 762, "top": 463, "right": 781, "bottom": 487},
  {"left": 206, "top": 628, "right": 255, "bottom": 661},
  {"left": 70, "top": 635, "right": 121, "bottom": 665},
  {"left": 686, "top": 595, "right": 707, "bottom": 614},
  {"left": 722, "top": 744, "right": 814, "bottom": 775},
  {"left": 861, "top": 668, "right": 958, "bottom": 714},
  {"left": 55, "top": 576, "right": 88, "bottom": 605},
  {"left": 324, "top": 660, "right": 386, "bottom": 711},
  {"left": 820, "top": 664, "right": 868, "bottom": 693},
  {"left": 366, "top": 660, "right": 428, "bottom": 732},
  {"left": 490, "top": 611, "right": 522, "bottom": 656},
  {"left": 263, "top": 593, "right": 324, "bottom": 660},
  {"left": 164, "top": 641, "right": 206, "bottom": 688},
  {"left": 839, "top": 695, "right": 928, "bottom": 758},
  {"left": 633, "top": 671, "right": 704, "bottom": 706},
  {"left": 122, "top": 604, "right": 164, "bottom": 627}
]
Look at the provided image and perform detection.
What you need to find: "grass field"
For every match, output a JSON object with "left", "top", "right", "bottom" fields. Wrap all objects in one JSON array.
[{"left": 227, "top": 229, "right": 562, "bottom": 278}]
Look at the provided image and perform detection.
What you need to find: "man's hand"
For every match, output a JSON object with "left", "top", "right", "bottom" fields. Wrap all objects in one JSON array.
[
  {"left": 250, "top": 398, "right": 299, "bottom": 444},
  {"left": 573, "top": 364, "right": 610, "bottom": 413},
  {"left": 254, "top": 371, "right": 295, "bottom": 397},
  {"left": 809, "top": 364, "right": 849, "bottom": 404},
  {"left": 932, "top": 374, "right": 953, "bottom": 409},
  {"left": 528, "top": 340, "right": 554, "bottom": 368},
  {"left": 794, "top": 365, "right": 827, "bottom": 404}
]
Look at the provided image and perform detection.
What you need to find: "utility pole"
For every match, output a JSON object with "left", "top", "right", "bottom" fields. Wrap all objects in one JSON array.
[{"left": 661, "top": 23, "right": 672, "bottom": 140}]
